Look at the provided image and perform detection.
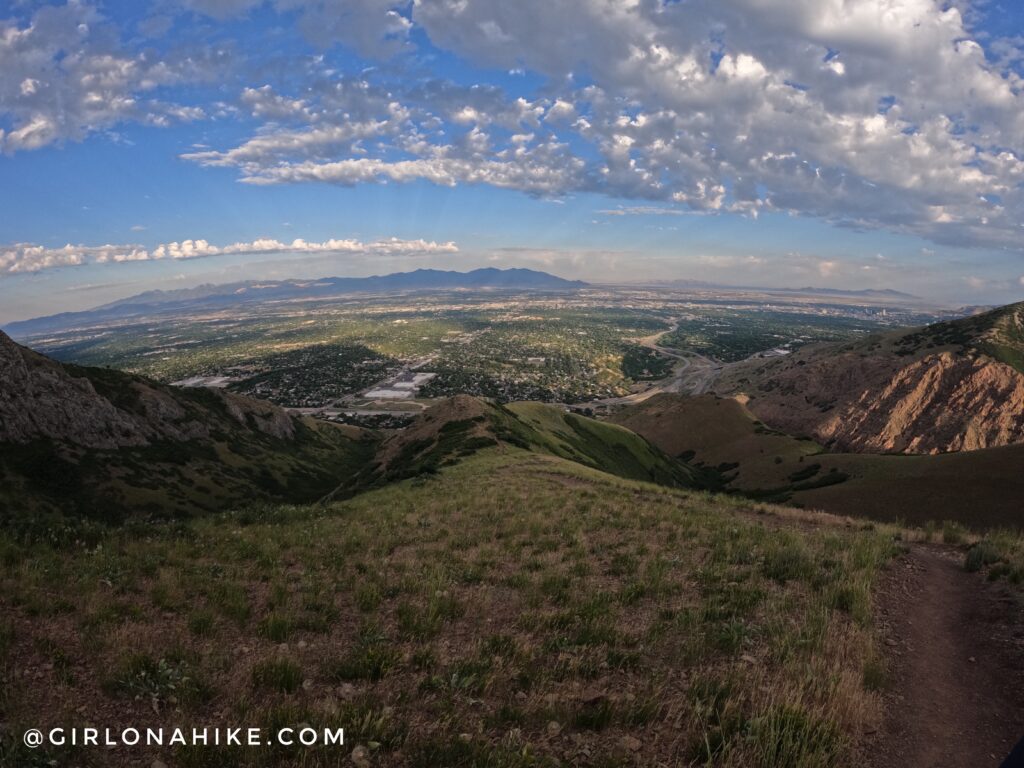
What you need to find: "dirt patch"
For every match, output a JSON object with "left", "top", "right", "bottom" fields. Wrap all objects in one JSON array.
[{"left": 865, "top": 546, "right": 1024, "bottom": 767}]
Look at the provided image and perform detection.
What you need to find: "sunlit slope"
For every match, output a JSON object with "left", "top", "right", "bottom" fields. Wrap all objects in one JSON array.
[
  {"left": 335, "top": 395, "right": 705, "bottom": 496},
  {"left": 717, "top": 302, "right": 1024, "bottom": 454},
  {"left": 615, "top": 394, "right": 1024, "bottom": 529},
  {"left": 504, "top": 401, "right": 706, "bottom": 487}
]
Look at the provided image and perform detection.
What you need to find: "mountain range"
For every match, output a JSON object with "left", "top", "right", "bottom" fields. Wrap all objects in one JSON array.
[
  {"left": 2, "top": 268, "right": 587, "bottom": 338},
  {"left": 5, "top": 302, "right": 1024, "bottom": 530}
]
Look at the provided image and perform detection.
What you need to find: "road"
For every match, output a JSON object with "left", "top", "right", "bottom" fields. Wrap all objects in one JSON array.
[{"left": 584, "top": 319, "right": 724, "bottom": 407}]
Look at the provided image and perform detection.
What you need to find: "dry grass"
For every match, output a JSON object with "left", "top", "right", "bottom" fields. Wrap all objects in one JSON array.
[{"left": 0, "top": 448, "right": 899, "bottom": 767}]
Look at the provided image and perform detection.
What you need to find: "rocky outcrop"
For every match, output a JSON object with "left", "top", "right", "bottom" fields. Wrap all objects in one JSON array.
[
  {"left": 731, "top": 348, "right": 1024, "bottom": 454},
  {"left": 0, "top": 331, "right": 298, "bottom": 449},
  {"left": 0, "top": 332, "right": 149, "bottom": 449},
  {"left": 714, "top": 302, "right": 1024, "bottom": 455}
]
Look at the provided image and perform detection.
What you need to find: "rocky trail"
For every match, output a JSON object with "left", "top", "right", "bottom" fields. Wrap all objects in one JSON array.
[{"left": 866, "top": 546, "right": 1024, "bottom": 767}]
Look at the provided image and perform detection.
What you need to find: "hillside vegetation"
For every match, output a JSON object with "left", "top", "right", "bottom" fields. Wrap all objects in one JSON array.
[
  {"left": 716, "top": 302, "right": 1024, "bottom": 454},
  {"left": 0, "top": 331, "right": 373, "bottom": 531},
  {"left": 3, "top": 347, "right": 1024, "bottom": 766},
  {"left": 0, "top": 446, "right": 900, "bottom": 768},
  {"left": 614, "top": 394, "right": 1024, "bottom": 529},
  {"left": 331, "top": 396, "right": 704, "bottom": 497}
]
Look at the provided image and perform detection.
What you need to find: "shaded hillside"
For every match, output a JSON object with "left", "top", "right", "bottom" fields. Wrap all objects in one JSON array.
[
  {"left": 615, "top": 394, "right": 1024, "bottom": 529},
  {"left": 716, "top": 302, "right": 1024, "bottom": 454},
  {"left": 0, "top": 331, "right": 374, "bottom": 529},
  {"left": 331, "top": 395, "right": 704, "bottom": 497}
]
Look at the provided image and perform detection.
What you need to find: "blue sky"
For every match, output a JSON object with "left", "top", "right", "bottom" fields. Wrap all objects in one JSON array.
[{"left": 1, "top": 0, "right": 1024, "bottom": 323}]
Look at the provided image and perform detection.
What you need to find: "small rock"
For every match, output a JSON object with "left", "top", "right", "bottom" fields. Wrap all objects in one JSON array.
[
  {"left": 579, "top": 689, "right": 606, "bottom": 705},
  {"left": 339, "top": 683, "right": 356, "bottom": 700},
  {"left": 968, "top": 656, "right": 977, "bottom": 663},
  {"left": 351, "top": 745, "right": 370, "bottom": 768},
  {"left": 619, "top": 735, "right": 643, "bottom": 752},
  {"left": 884, "top": 638, "right": 898, "bottom": 647},
  {"left": 298, "top": 640, "right": 308, "bottom": 649},
  {"left": 547, "top": 721, "right": 562, "bottom": 737},
  {"left": 459, "top": 733, "right": 472, "bottom": 743},
  {"left": 741, "top": 654, "right": 758, "bottom": 665},
  {"left": 302, "top": 679, "right": 313, "bottom": 691}
]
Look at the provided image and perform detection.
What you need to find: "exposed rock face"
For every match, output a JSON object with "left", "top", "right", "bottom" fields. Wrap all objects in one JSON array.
[
  {"left": 0, "top": 332, "right": 148, "bottom": 449},
  {"left": 731, "top": 348, "right": 1024, "bottom": 454},
  {"left": 0, "top": 331, "right": 296, "bottom": 449}
]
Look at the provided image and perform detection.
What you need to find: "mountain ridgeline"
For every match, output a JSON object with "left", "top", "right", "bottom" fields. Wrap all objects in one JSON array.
[
  {"left": 0, "top": 331, "right": 700, "bottom": 535},
  {"left": 324, "top": 395, "right": 705, "bottom": 499},
  {"left": 716, "top": 301, "right": 1024, "bottom": 454},
  {"left": 3, "top": 268, "right": 588, "bottom": 338},
  {"left": 6, "top": 301, "right": 1024, "bottom": 535},
  {"left": 0, "top": 330, "right": 374, "bottom": 529}
]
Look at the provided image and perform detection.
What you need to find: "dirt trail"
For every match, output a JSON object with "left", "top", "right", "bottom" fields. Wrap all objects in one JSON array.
[{"left": 866, "top": 546, "right": 1024, "bottom": 768}]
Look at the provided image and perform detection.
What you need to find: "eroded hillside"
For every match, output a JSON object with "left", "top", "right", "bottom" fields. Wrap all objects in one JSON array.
[
  {"left": 716, "top": 303, "right": 1024, "bottom": 454},
  {"left": 0, "top": 331, "right": 373, "bottom": 526}
]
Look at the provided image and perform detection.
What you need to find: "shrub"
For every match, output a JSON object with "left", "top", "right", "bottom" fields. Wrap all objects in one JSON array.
[
  {"left": 762, "top": 544, "right": 815, "bottom": 583},
  {"left": 964, "top": 541, "right": 1002, "bottom": 573}
]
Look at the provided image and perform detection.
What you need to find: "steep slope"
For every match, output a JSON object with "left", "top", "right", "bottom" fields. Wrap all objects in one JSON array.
[
  {"left": 330, "top": 395, "right": 703, "bottom": 497},
  {"left": 0, "top": 331, "right": 374, "bottom": 527},
  {"left": 615, "top": 393, "right": 1024, "bottom": 529},
  {"left": 716, "top": 302, "right": 1024, "bottom": 454}
]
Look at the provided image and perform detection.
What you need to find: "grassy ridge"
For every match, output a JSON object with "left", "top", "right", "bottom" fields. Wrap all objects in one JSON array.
[
  {"left": 506, "top": 401, "right": 704, "bottom": 488},
  {"left": 340, "top": 398, "right": 706, "bottom": 497},
  {"left": 0, "top": 448, "right": 898, "bottom": 767}
]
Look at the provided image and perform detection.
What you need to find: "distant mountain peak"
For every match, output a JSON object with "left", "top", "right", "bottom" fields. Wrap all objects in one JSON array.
[{"left": 3, "top": 268, "right": 587, "bottom": 338}]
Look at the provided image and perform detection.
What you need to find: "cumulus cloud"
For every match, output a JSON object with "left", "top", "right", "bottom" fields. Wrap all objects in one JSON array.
[
  {"left": 170, "top": 0, "right": 1024, "bottom": 251},
  {"left": 0, "top": 2, "right": 219, "bottom": 153},
  {"left": 0, "top": 236, "right": 458, "bottom": 275},
  {"left": 4, "top": 0, "right": 1024, "bottom": 254},
  {"left": 0, "top": 243, "right": 150, "bottom": 274}
]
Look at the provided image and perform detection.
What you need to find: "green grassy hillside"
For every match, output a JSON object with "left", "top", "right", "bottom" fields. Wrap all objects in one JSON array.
[
  {"left": 335, "top": 396, "right": 705, "bottom": 497},
  {"left": 0, "top": 446, "right": 899, "bottom": 768},
  {"left": 505, "top": 401, "right": 705, "bottom": 487}
]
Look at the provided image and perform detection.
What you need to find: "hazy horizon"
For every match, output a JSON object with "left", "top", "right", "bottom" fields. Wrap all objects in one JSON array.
[{"left": 3, "top": 1, "right": 1024, "bottom": 322}]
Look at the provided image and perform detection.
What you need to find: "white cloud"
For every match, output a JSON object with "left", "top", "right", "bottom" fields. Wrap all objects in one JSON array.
[
  {"left": 0, "top": 243, "right": 149, "bottom": 274},
  {"left": 0, "top": 3, "right": 216, "bottom": 153},
  {"left": 4, "top": 0, "right": 1024, "bottom": 254},
  {"left": 0, "top": 236, "right": 459, "bottom": 275},
  {"left": 168, "top": 1, "right": 1024, "bottom": 250}
]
